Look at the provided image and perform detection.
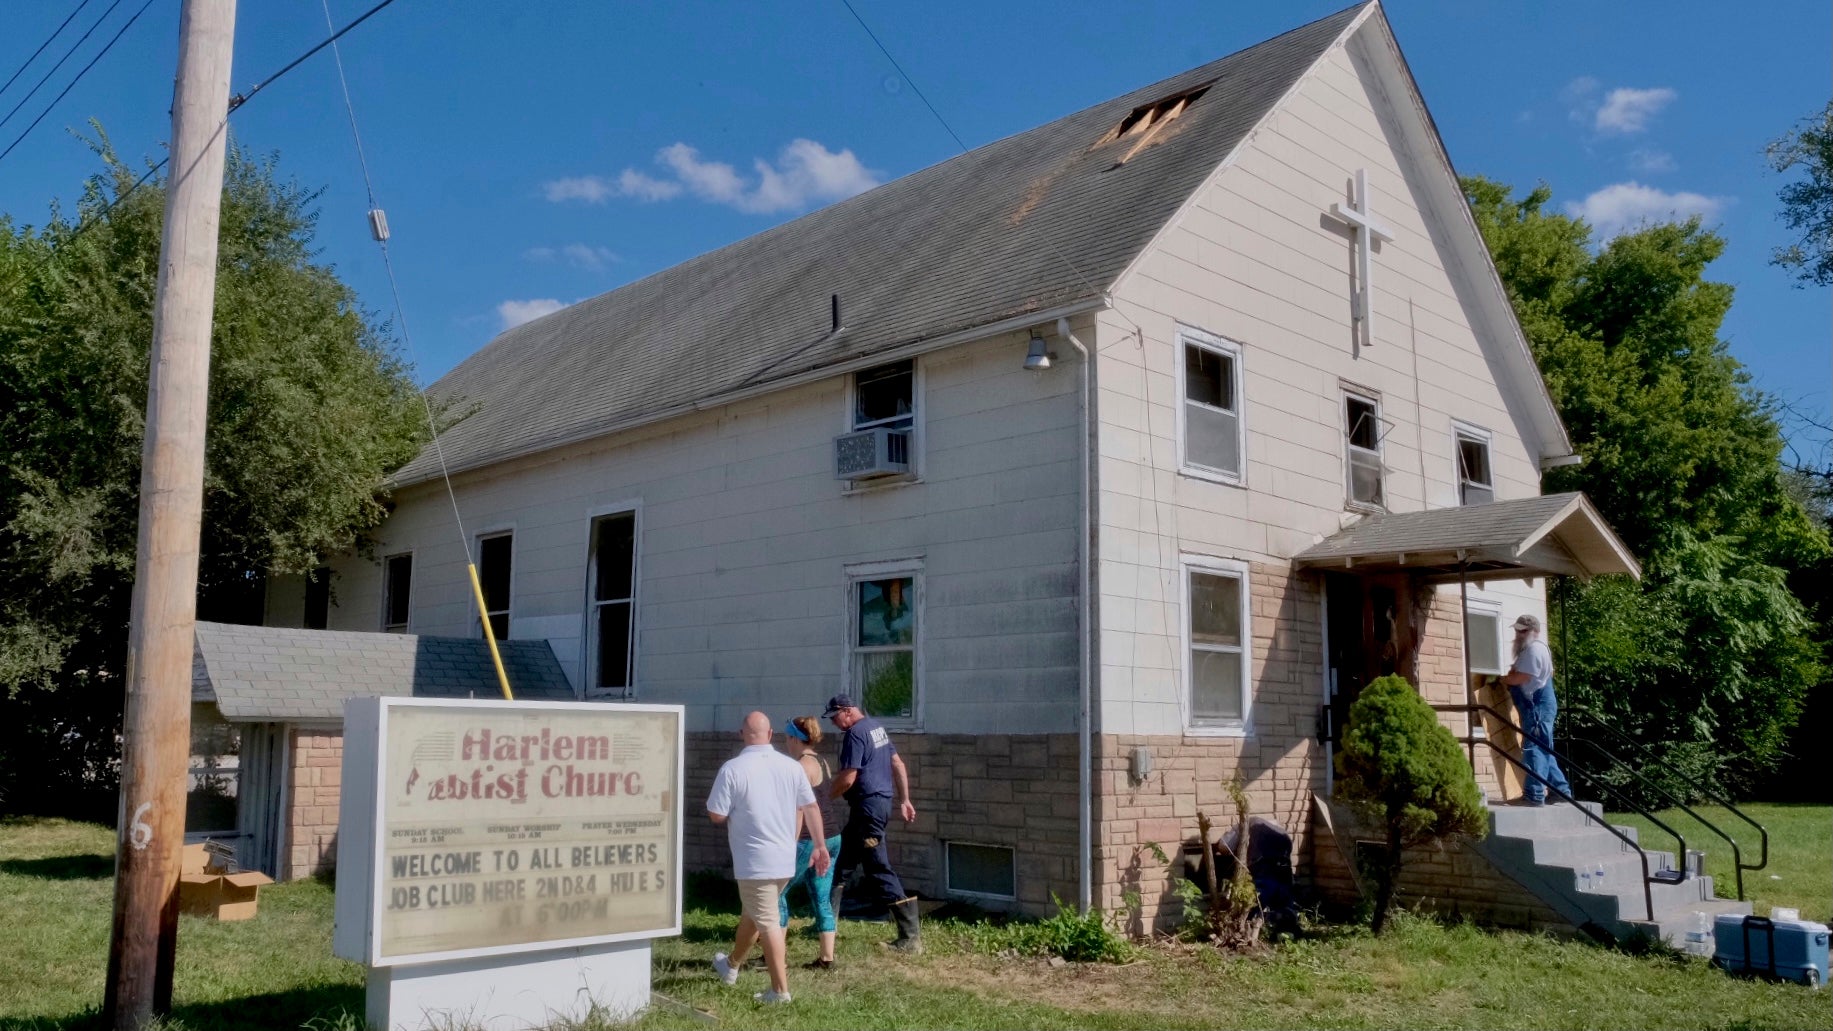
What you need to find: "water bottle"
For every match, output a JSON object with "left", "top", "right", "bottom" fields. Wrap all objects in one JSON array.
[
  {"left": 1683, "top": 911, "right": 1712, "bottom": 958},
  {"left": 1579, "top": 866, "right": 1592, "bottom": 891},
  {"left": 1594, "top": 861, "right": 1607, "bottom": 890}
]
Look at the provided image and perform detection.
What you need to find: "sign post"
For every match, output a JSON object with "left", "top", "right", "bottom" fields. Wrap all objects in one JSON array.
[{"left": 334, "top": 698, "right": 684, "bottom": 1030}]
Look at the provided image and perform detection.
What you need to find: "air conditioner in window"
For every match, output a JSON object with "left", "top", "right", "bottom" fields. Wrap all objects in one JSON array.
[{"left": 835, "top": 427, "right": 911, "bottom": 480}]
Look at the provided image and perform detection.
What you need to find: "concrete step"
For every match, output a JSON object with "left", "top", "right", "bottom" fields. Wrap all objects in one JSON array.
[
  {"left": 1625, "top": 896, "right": 1752, "bottom": 947},
  {"left": 1487, "top": 800, "right": 1608, "bottom": 837}
]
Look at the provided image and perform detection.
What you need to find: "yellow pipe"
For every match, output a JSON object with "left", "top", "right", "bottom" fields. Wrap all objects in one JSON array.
[{"left": 467, "top": 562, "right": 514, "bottom": 700}]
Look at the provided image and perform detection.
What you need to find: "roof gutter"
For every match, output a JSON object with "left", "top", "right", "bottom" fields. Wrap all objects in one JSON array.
[{"left": 393, "top": 294, "right": 1112, "bottom": 489}]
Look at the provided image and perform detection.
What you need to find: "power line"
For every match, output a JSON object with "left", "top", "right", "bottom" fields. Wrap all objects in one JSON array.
[
  {"left": 0, "top": 0, "right": 157, "bottom": 166},
  {"left": 229, "top": 0, "right": 402, "bottom": 114},
  {"left": 0, "top": 0, "right": 96, "bottom": 103},
  {"left": 61, "top": 0, "right": 401, "bottom": 244},
  {"left": 0, "top": 0, "right": 127, "bottom": 135}
]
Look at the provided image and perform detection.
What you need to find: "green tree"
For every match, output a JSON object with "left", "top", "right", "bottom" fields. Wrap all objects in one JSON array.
[
  {"left": 1768, "top": 100, "right": 1833, "bottom": 287},
  {"left": 1335, "top": 675, "right": 1487, "bottom": 935},
  {"left": 1463, "top": 177, "right": 1829, "bottom": 797},
  {"left": 0, "top": 138, "right": 429, "bottom": 813}
]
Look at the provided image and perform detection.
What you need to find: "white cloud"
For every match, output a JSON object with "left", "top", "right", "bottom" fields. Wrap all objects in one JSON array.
[
  {"left": 542, "top": 176, "right": 615, "bottom": 203},
  {"left": 615, "top": 168, "right": 682, "bottom": 202},
  {"left": 546, "top": 139, "right": 881, "bottom": 215},
  {"left": 1564, "top": 181, "right": 1727, "bottom": 239},
  {"left": 524, "top": 244, "right": 619, "bottom": 269},
  {"left": 1627, "top": 148, "right": 1676, "bottom": 174},
  {"left": 497, "top": 298, "right": 567, "bottom": 330},
  {"left": 1561, "top": 76, "right": 1600, "bottom": 124},
  {"left": 1595, "top": 87, "right": 1676, "bottom": 134}
]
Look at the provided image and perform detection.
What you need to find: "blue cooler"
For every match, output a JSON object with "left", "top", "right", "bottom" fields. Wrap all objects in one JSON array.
[{"left": 1713, "top": 913, "right": 1829, "bottom": 988}]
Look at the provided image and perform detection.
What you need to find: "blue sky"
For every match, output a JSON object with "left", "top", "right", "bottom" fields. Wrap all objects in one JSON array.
[{"left": 3, "top": 0, "right": 1827, "bottom": 454}]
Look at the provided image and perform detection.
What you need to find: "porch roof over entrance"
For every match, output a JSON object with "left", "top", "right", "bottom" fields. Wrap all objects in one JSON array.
[
  {"left": 191, "top": 621, "right": 576, "bottom": 722},
  {"left": 1292, "top": 492, "right": 1640, "bottom": 583}
]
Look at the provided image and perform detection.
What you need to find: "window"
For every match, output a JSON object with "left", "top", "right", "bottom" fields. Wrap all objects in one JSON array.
[
  {"left": 304, "top": 566, "right": 330, "bottom": 630},
  {"left": 1178, "top": 328, "right": 1244, "bottom": 482},
  {"left": 382, "top": 553, "right": 412, "bottom": 633},
  {"left": 588, "top": 511, "right": 638, "bottom": 695},
  {"left": 476, "top": 532, "right": 513, "bottom": 641},
  {"left": 1344, "top": 392, "right": 1384, "bottom": 509},
  {"left": 1183, "top": 558, "right": 1250, "bottom": 727},
  {"left": 848, "top": 563, "right": 919, "bottom": 722},
  {"left": 945, "top": 841, "right": 1017, "bottom": 899},
  {"left": 1455, "top": 427, "right": 1494, "bottom": 506},
  {"left": 1464, "top": 604, "right": 1504, "bottom": 675},
  {"left": 852, "top": 359, "right": 914, "bottom": 432}
]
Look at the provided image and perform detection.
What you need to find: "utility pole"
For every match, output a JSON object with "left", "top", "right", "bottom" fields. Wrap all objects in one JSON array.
[{"left": 103, "top": 1, "right": 236, "bottom": 1026}]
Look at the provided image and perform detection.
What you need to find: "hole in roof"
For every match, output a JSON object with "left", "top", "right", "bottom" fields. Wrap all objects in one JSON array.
[{"left": 1108, "top": 81, "right": 1214, "bottom": 145}]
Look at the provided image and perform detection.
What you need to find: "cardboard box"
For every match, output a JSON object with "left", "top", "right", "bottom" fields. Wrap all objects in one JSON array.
[{"left": 178, "top": 842, "right": 273, "bottom": 921}]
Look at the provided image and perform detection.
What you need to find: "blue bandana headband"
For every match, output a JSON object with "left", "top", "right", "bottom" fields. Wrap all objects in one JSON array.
[{"left": 784, "top": 719, "right": 810, "bottom": 742}]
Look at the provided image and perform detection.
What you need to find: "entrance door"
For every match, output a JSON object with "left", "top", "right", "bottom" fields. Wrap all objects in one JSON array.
[{"left": 1323, "top": 573, "right": 1418, "bottom": 748}]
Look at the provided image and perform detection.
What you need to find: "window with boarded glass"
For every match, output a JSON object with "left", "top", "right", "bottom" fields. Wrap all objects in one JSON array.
[
  {"left": 589, "top": 512, "right": 638, "bottom": 694},
  {"left": 945, "top": 841, "right": 1016, "bottom": 899},
  {"left": 1180, "top": 330, "right": 1243, "bottom": 481},
  {"left": 1186, "top": 564, "right": 1248, "bottom": 725},
  {"left": 382, "top": 554, "right": 412, "bottom": 633},
  {"left": 477, "top": 533, "right": 513, "bottom": 640},
  {"left": 853, "top": 573, "right": 916, "bottom": 721}
]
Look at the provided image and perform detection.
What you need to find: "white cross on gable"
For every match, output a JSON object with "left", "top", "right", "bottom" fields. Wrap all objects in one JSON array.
[{"left": 1327, "top": 168, "right": 1395, "bottom": 346}]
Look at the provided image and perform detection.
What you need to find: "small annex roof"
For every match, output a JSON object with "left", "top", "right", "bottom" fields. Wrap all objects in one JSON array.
[
  {"left": 393, "top": 4, "right": 1370, "bottom": 486},
  {"left": 191, "top": 621, "right": 576, "bottom": 722},
  {"left": 1292, "top": 493, "right": 1640, "bottom": 583}
]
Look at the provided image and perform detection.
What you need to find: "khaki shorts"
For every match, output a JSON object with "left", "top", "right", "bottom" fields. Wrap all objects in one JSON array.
[{"left": 737, "top": 878, "right": 789, "bottom": 930}]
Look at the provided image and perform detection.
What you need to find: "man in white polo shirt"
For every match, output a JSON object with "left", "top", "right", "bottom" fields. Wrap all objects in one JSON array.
[{"left": 707, "top": 711, "right": 830, "bottom": 1004}]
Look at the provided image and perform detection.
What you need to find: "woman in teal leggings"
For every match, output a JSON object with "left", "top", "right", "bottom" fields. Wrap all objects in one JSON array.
[{"left": 779, "top": 716, "right": 844, "bottom": 969}]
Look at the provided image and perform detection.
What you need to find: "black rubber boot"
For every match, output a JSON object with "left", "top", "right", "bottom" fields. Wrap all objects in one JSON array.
[{"left": 886, "top": 896, "right": 923, "bottom": 954}]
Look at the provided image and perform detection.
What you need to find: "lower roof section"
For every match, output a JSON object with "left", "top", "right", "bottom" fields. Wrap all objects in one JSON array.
[{"left": 1292, "top": 492, "right": 1641, "bottom": 584}]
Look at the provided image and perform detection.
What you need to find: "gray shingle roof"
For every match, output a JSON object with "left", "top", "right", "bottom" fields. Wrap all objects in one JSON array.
[
  {"left": 192, "top": 622, "right": 576, "bottom": 722},
  {"left": 1293, "top": 493, "right": 1641, "bottom": 581},
  {"left": 395, "top": 4, "right": 1367, "bottom": 485}
]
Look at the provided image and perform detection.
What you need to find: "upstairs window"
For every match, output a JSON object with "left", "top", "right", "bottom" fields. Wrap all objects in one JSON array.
[
  {"left": 304, "top": 566, "right": 330, "bottom": 630},
  {"left": 477, "top": 532, "right": 513, "bottom": 641},
  {"left": 382, "top": 553, "right": 412, "bottom": 634},
  {"left": 1179, "top": 328, "right": 1244, "bottom": 482},
  {"left": 853, "top": 359, "right": 914, "bottom": 432},
  {"left": 588, "top": 511, "right": 638, "bottom": 695},
  {"left": 1456, "top": 427, "right": 1494, "bottom": 506},
  {"left": 1344, "top": 392, "right": 1385, "bottom": 510}
]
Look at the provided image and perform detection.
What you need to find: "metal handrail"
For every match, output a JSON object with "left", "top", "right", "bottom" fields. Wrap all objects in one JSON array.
[
  {"left": 1434, "top": 701, "right": 1703, "bottom": 925},
  {"left": 1563, "top": 709, "right": 1770, "bottom": 899}
]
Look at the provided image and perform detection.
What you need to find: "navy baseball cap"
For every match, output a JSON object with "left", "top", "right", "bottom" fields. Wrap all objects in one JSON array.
[{"left": 823, "top": 694, "right": 856, "bottom": 717}]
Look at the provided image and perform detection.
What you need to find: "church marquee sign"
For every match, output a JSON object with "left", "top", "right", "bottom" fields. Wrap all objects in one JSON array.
[{"left": 333, "top": 697, "right": 684, "bottom": 967}]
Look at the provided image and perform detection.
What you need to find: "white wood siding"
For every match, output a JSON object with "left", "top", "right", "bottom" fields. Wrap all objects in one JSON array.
[
  {"left": 1097, "top": 37, "right": 1546, "bottom": 736},
  {"left": 275, "top": 331, "right": 1084, "bottom": 734}
]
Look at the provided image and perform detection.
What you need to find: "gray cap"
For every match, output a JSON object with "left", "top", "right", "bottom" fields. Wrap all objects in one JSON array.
[{"left": 1513, "top": 614, "right": 1542, "bottom": 632}]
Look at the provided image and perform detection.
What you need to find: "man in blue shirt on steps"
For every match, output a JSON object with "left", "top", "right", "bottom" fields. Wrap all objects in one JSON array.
[{"left": 823, "top": 693, "right": 922, "bottom": 954}]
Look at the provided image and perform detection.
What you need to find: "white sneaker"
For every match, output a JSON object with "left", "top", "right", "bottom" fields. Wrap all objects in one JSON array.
[
  {"left": 712, "top": 952, "right": 738, "bottom": 986},
  {"left": 753, "top": 989, "right": 792, "bottom": 1004}
]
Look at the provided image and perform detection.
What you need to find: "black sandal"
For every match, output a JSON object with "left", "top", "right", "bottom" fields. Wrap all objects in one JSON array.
[{"left": 802, "top": 957, "right": 834, "bottom": 971}]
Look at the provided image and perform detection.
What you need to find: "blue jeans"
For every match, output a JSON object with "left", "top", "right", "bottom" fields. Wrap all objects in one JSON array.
[
  {"left": 1510, "top": 682, "right": 1571, "bottom": 803},
  {"left": 779, "top": 835, "right": 842, "bottom": 932},
  {"left": 835, "top": 794, "right": 908, "bottom": 910}
]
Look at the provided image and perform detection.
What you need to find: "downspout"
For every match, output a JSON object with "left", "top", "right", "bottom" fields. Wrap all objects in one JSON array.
[{"left": 1058, "top": 315, "right": 1095, "bottom": 915}]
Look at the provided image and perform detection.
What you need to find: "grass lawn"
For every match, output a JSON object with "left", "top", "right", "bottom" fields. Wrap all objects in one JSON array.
[
  {"left": 1607, "top": 803, "right": 1832, "bottom": 923},
  {"left": 3, "top": 816, "right": 1827, "bottom": 1030}
]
